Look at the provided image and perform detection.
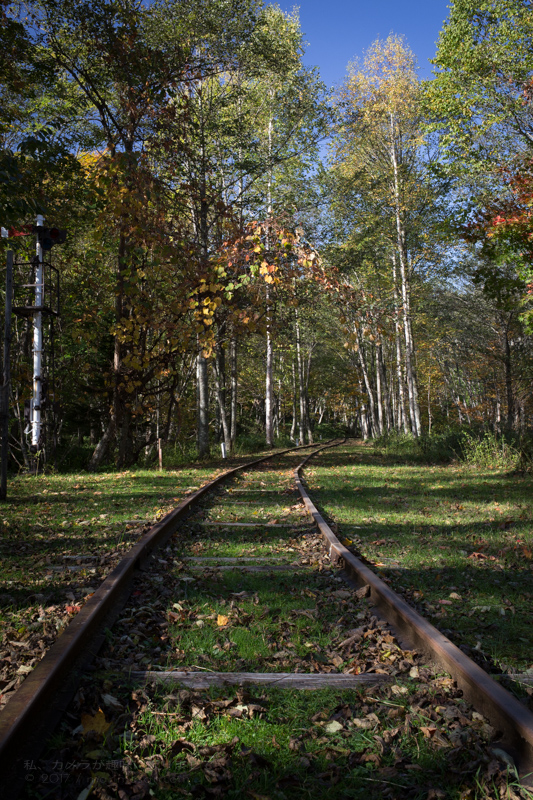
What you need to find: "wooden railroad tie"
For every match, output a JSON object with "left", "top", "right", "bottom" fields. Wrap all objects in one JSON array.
[
  {"left": 132, "top": 671, "right": 392, "bottom": 689},
  {"left": 199, "top": 521, "right": 313, "bottom": 528}
]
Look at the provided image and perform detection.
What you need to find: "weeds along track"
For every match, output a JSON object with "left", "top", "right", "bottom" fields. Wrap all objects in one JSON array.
[{"left": 1, "top": 443, "right": 533, "bottom": 799}]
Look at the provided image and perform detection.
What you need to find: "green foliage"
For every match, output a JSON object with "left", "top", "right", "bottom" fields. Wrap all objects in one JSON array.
[
  {"left": 233, "top": 433, "right": 272, "bottom": 454},
  {"left": 375, "top": 426, "right": 529, "bottom": 470},
  {"left": 374, "top": 429, "right": 467, "bottom": 464},
  {"left": 460, "top": 431, "right": 521, "bottom": 470},
  {"left": 54, "top": 439, "right": 96, "bottom": 472},
  {"left": 314, "top": 422, "right": 346, "bottom": 440},
  {"left": 428, "top": 0, "right": 533, "bottom": 170}
]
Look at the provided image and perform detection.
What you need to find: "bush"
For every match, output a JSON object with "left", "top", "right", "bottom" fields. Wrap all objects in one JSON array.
[
  {"left": 55, "top": 439, "right": 95, "bottom": 472},
  {"left": 233, "top": 433, "right": 269, "bottom": 454},
  {"left": 373, "top": 431, "right": 422, "bottom": 461},
  {"left": 373, "top": 427, "right": 528, "bottom": 470},
  {"left": 313, "top": 422, "right": 346, "bottom": 441},
  {"left": 417, "top": 430, "right": 466, "bottom": 463},
  {"left": 373, "top": 428, "right": 464, "bottom": 464},
  {"left": 460, "top": 431, "right": 521, "bottom": 470}
]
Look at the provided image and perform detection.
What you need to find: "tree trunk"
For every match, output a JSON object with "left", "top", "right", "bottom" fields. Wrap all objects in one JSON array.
[
  {"left": 230, "top": 336, "right": 237, "bottom": 451},
  {"left": 391, "top": 254, "right": 408, "bottom": 434},
  {"left": 197, "top": 350, "right": 209, "bottom": 457},
  {"left": 290, "top": 358, "right": 297, "bottom": 441},
  {"left": 88, "top": 416, "right": 116, "bottom": 471},
  {"left": 374, "top": 345, "right": 384, "bottom": 436},
  {"left": 13, "top": 390, "right": 29, "bottom": 470},
  {"left": 113, "top": 232, "right": 126, "bottom": 466},
  {"left": 117, "top": 408, "right": 133, "bottom": 468},
  {"left": 213, "top": 341, "right": 230, "bottom": 451},
  {"left": 265, "top": 317, "right": 274, "bottom": 447},
  {"left": 377, "top": 342, "right": 392, "bottom": 432},
  {"left": 304, "top": 343, "right": 314, "bottom": 443},
  {"left": 503, "top": 323, "right": 514, "bottom": 429},
  {"left": 356, "top": 329, "right": 378, "bottom": 436},
  {"left": 390, "top": 116, "right": 421, "bottom": 436},
  {"left": 427, "top": 369, "right": 432, "bottom": 435},
  {"left": 295, "top": 311, "right": 306, "bottom": 444}
]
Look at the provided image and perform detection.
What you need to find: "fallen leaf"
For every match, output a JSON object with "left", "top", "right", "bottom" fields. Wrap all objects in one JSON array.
[
  {"left": 80, "top": 709, "right": 111, "bottom": 736},
  {"left": 325, "top": 720, "right": 344, "bottom": 734},
  {"left": 217, "top": 614, "right": 229, "bottom": 627},
  {"left": 102, "top": 693, "right": 122, "bottom": 709}
]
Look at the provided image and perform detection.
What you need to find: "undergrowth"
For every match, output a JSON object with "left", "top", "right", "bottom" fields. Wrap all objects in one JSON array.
[{"left": 374, "top": 428, "right": 533, "bottom": 471}]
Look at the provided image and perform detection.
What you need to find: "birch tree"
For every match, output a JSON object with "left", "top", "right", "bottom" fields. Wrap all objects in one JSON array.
[{"left": 331, "top": 35, "right": 441, "bottom": 437}]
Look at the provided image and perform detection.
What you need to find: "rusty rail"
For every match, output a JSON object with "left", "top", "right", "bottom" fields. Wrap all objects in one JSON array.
[
  {"left": 0, "top": 441, "right": 333, "bottom": 799},
  {"left": 295, "top": 448, "right": 533, "bottom": 776}
]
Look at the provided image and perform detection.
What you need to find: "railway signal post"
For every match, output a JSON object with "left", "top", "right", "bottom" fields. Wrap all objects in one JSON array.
[{"left": 1, "top": 231, "right": 13, "bottom": 500}]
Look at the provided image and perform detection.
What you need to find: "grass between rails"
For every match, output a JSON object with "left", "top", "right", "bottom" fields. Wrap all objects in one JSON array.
[
  {"left": 22, "top": 673, "right": 529, "bottom": 800},
  {"left": 21, "top": 449, "right": 533, "bottom": 799},
  {"left": 307, "top": 441, "right": 533, "bottom": 680},
  {"left": 98, "top": 453, "right": 380, "bottom": 675},
  {"left": 0, "top": 449, "right": 288, "bottom": 708},
  {"left": 125, "top": 681, "right": 522, "bottom": 800}
]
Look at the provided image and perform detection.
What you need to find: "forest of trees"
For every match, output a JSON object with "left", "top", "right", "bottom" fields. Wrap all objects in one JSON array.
[{"left": 1, "top": 0, "right": 532, "bottom": 470}]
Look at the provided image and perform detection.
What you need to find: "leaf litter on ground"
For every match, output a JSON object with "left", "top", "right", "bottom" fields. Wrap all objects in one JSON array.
[{"left": 21, "top": 450, "right": 533, "bottom": 799}]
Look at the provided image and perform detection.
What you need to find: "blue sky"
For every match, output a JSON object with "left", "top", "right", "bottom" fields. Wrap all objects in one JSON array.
[{"left": 278, "top": 0, "right": 452, "bottom": 87}]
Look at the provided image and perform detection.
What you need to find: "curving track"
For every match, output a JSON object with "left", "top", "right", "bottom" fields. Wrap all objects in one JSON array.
[{"left": 1, "top": 441, "right": 533, "bottom": 799}]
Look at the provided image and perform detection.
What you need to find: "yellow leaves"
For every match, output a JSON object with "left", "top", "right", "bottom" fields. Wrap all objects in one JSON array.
[
  {"left": 80, "top": 709, "right": 111, "bottom": 736},
  {"left": 217, "top": 614, "right": 229, "bottom": 627}
]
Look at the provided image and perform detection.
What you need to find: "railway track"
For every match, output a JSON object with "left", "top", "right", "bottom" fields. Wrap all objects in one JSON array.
[{"left": 1, "top": 442, "right": 533, "bottom": 799}]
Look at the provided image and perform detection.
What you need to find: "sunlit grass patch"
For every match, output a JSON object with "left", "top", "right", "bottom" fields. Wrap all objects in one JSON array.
[
  {"left": 0, "top": 462, "right": 235, "bottom": 702},
  {"left": 166, "top": 568, "right": 351, "bottom": 672},
  {"left": 310, "top": 442, "right": 533, "bottom": 675}
]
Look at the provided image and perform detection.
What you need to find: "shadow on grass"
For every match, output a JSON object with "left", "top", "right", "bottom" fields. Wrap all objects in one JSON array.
[{"left": 307, "top": 444, "right": 533, "bottom": 671}]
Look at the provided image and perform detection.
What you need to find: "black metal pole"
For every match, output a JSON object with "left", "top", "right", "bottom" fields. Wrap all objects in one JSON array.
[{"left": 1, "top": 249, "right": 13, "bottom": 500}]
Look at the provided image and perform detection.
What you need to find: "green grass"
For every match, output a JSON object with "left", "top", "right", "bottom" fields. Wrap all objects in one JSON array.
[
  {"left": 119, "top": 682, "right": 523, "bottom": 800},
  {"left": 308, "top": 441, "right": 533, "bottom": 675},
  {"left": 18, "top": 445, "right": 533, "bottom": 800},
  {"left": 0, "top": 450, "right": 292, "bottom": 701},
  {"left": 165, "top": 569, "right": 356, "bottom": 672}
]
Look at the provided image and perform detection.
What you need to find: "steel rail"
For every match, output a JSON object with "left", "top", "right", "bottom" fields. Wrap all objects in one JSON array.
[
  {"left": 0, "top": 440, "right": 335, "bottom": 799},
  {"left": 295, "top": 447, "right": 533, "bottom": 776}
]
